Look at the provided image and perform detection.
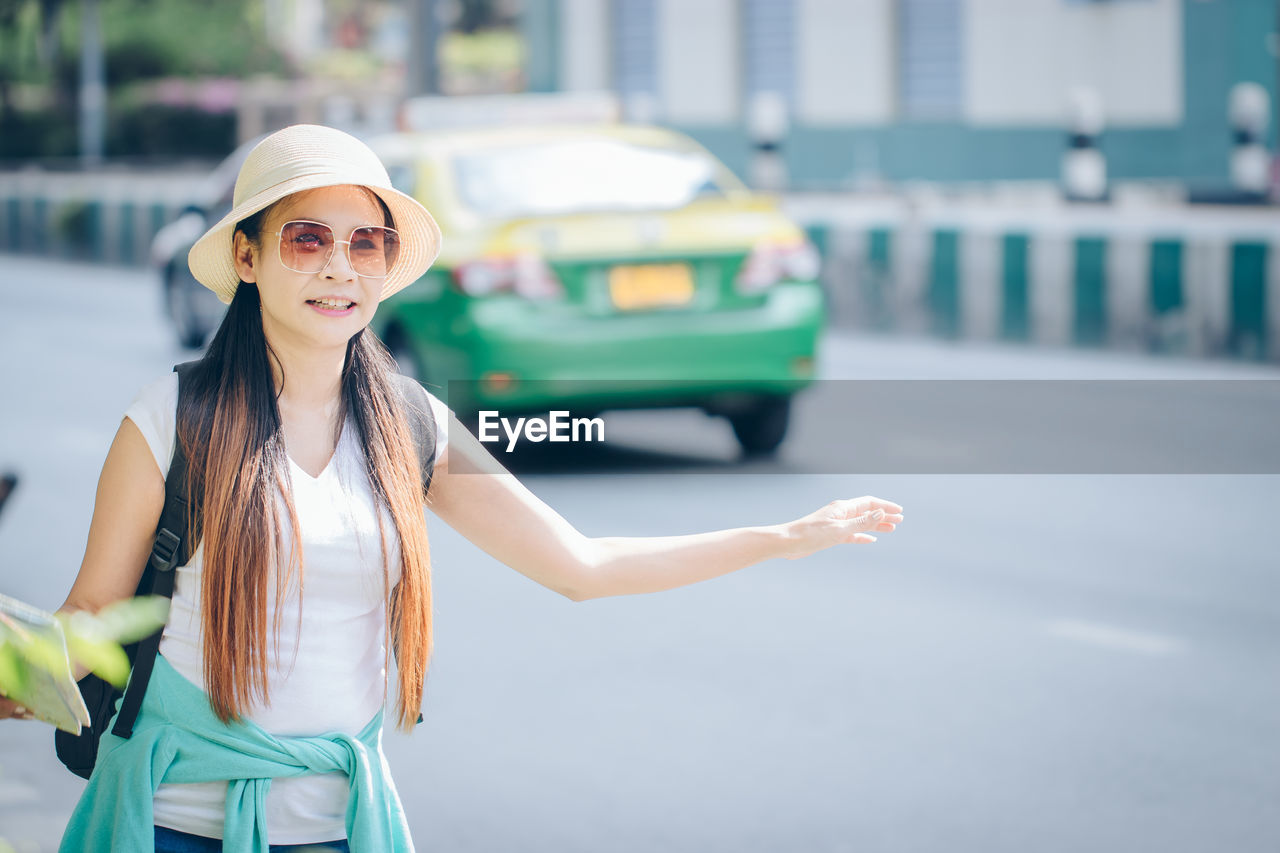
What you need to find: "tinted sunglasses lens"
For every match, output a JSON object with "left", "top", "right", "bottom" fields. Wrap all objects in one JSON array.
[
  {"left": 349, "top": 226, "right": 400, "bottom": 277},
  {"left": 279, "top": 222, "right": 334, "bottom": 272}
]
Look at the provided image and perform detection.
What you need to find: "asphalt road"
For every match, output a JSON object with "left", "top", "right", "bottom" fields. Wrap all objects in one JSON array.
[{"left": 1, "top": 254, "right": 1278, "bottom": 853}]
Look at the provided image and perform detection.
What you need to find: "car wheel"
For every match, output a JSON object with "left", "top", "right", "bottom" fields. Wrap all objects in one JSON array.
[
  {"left": 727, "top": 395, "right": 791, "bottom": 457},
  {"left": 165, "top": 266, "right": 209, "bottom": 350}
]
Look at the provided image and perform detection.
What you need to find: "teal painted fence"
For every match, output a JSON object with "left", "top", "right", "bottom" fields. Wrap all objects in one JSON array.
[
  {"left": 1000, "top": 234, "right": 1030, "bottom": 342},
  {"left": 785, "top": 196, "right": 1280, "bottom": 363},
  {"left": 0, "top": 171, "right": 203, "bottom": 267}
]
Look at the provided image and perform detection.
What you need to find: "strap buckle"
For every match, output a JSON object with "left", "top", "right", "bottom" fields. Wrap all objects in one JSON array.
[{"left": 149, "top": 528, "right": 182, "bottom": 573}]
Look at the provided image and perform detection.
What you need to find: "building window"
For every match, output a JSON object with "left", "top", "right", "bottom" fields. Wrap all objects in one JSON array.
[
  {"left": 742, "top": 0, "right": 795, "bottom": 104},
  {"left": 612, "top": 0, "right": 658, "bottom": 97},
  {"left": 898, "top": 0, "right": 964, "bottom": 120}
]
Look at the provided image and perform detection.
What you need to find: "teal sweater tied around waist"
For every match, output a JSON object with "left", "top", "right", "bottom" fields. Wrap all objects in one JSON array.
[{"left": 59, "top": 654, "right": 415, "bottom": 852}]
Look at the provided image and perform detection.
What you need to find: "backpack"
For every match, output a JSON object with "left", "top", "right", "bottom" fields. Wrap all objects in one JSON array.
[{"left": 54, "top": 360, "right": 438, "bottom": 779}]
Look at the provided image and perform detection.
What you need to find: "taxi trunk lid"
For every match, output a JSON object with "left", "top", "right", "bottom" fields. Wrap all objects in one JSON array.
[{"left": 480, "top": 197, "right": 799, "bottom": 314}]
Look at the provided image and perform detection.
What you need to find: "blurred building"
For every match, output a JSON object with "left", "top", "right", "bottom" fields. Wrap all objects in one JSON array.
[{"left": 520, "top": 0, "right": 1279, "bottom": 190}]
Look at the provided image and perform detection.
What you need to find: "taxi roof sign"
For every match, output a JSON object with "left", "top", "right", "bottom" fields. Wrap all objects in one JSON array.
[{"left": 398, "top": 91, "right": 621, "bottom": 132}]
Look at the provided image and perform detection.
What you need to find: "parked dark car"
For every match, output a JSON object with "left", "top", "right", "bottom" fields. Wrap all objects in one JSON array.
[{"left": 150, "top": 137, "right": 259, "bottom": 348}]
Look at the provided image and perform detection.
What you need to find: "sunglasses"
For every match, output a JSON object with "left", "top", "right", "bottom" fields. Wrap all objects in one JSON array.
[{"left": 267, "top": 220, "right": 401, "bottom": 278}]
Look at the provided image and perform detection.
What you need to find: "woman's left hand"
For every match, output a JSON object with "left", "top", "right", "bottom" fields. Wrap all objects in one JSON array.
[{"left": 780, "top": 496, "right": 904, "bottom": 560}]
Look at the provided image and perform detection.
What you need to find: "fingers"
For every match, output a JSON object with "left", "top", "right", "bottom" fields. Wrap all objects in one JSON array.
[
  {"left": 846, "top": 508, "right": 884, "bottom": 540},
  {"left": 845, "top": 499, "right": 904, "bottom": 543},
  {"left": 809, "top": 496, "right": 905, "bottom": 549},
  {"left": 0, "top": 696, "right": 33, "bottom": 721},
  {"left": 853, "top": 497, "right": 904, "bottom": 526},
  {"left": 846, "top": 505, "right": 903, "bottom": 526}
]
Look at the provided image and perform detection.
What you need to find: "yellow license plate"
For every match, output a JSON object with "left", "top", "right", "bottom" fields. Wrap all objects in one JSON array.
[{"left": 608, "top": 263, "right": 695, "bottom": 310}]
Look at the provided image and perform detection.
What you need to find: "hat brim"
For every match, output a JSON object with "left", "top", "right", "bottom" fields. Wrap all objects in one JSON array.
[{"left": 187, "top": 174, "right": 443, "bottom": 306}]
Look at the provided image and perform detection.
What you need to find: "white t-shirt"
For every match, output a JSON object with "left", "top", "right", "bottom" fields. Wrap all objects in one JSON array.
[{"left": 122, "top": 371, "right": 449, "bottom": 844}]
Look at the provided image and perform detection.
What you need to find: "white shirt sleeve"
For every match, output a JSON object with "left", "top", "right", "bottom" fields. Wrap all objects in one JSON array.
[{"left": 123, "top": 372, "right": 180, "bottom": 479}]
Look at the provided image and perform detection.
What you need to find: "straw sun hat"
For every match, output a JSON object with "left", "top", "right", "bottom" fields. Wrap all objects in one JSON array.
[{"left": 187, "top": 124, "right": 443, "bottom": 305}]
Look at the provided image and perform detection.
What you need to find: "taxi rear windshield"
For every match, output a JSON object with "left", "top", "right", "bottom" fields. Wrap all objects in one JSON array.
[{"left": 451, "top": 138, "right": 730, "bottom": 218}]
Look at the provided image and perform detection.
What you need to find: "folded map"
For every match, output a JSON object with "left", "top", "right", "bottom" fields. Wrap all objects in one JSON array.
[{"left": 0, "top": 593, "right": 90, "bottom": 734}]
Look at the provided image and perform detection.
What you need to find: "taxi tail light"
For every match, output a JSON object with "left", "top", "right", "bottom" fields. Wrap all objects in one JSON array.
[
  {"left": 452, "top": 254, "right": 564, "bottom": 299},
  {"left": 734, "top": 238, "right": 822, "bottom": 294}
]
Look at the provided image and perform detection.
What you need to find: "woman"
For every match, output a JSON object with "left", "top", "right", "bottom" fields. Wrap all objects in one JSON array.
[{"left": 1, "top": 125, "right": 903, "bottom": 852}]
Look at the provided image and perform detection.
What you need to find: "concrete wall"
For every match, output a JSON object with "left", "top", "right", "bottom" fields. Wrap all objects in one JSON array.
[
  {"left": 965, "top": 0, "right": 1183, "bottom": 126},
  {"left": 658, "top": 0, "right": 740, "bottom": 123},
  {"left": 795, "top": 0, "right": 895, "bottom": 125},
  {"left": 559, "top": 0, "right": 611, "bottom": 92}
]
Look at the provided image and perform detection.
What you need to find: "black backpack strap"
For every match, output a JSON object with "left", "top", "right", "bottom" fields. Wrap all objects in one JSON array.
[
  {"left": 110, "top": 362, "right": 199, "bottom": 738},
  {"left": 389, "top": 374, "right": 438, "bottom": 725}
]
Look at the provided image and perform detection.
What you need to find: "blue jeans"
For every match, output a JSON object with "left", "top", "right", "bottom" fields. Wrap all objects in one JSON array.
[{"left": 154, "top": 825, "right": 350, "bottom": 852}]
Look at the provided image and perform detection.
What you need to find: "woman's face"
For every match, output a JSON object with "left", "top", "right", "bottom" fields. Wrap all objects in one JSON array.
[{"left": 234, "top": 184, "right": 389, "bottom": 352}]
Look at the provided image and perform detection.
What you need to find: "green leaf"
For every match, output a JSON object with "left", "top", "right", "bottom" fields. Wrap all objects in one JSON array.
[
  {"left": 63, "top": 633, "right": 131, "bottom": 687},
  {"left": 62, "top": 596, "right": 169, "bottom": 646},
  {"left": 0, "top": 643, "right": 28, "bottom": 697},
  {"left": 44, "top": 595, "right": 170, "bottom": 687}
]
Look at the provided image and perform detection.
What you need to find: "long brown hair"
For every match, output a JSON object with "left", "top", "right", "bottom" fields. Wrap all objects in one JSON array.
[{"left": 177, "top": 201, "right": 433, "bottom": 731}]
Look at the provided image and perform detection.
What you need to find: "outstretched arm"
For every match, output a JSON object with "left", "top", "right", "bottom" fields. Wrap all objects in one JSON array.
[{"left": 425, "top": 411, "right": 904, "bottom": 602}]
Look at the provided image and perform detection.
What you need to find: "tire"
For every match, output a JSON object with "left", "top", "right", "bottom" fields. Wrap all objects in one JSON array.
[
  {"left": 728, "top": 395, "right": 792, "bottom": 457},
  {"left": 165, "top": 267, "right": 210, "bottom": 350}
]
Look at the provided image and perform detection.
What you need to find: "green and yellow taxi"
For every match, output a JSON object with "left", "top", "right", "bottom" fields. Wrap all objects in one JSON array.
[{"left": 367, "top": 122, "right": 825, "bottom": 455}]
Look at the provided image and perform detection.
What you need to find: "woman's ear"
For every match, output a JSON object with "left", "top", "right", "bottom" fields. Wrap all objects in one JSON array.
[{"left": 232, "top": 231, "right": 258, "bottom": 284}]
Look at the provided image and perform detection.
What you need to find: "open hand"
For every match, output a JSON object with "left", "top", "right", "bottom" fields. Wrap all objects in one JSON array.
[{"left": 781, "top": 496, "right": 904, "bottom": 560}]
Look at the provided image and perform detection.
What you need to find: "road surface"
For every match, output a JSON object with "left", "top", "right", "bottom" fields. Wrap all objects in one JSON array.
[{"left": 0, "top": 255, "right": 1277, "bottom": 852}]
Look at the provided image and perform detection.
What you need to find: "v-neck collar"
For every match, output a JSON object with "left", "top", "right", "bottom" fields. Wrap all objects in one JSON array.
[{"left": 287, "top": 415, "right": 348, "bottom": 483}]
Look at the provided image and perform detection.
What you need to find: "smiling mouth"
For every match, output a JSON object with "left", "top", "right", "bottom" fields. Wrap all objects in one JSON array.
[{"left": 307, "top": 298, "right": 356, "bottom": 310}]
